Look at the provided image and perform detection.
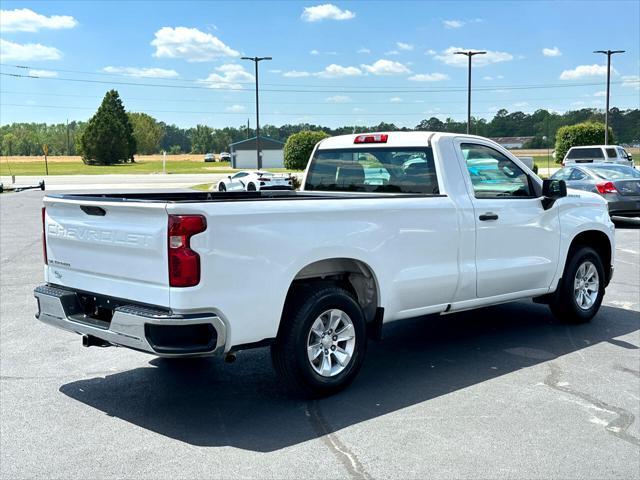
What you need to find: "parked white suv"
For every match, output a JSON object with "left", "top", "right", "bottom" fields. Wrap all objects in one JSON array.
[{"left": 563, "top": 145, "right": 633, "bottom": 167}]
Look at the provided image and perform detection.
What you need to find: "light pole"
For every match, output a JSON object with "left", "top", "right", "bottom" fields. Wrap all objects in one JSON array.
[
  {"left": 455, "top": 50, "right": 486, "bottom": 134},
  {"left": 594, "top": 49, "right": 625, "bottom": 145},
  {"left": 241, "top": 56, "right": 272, "bottom": 169}
]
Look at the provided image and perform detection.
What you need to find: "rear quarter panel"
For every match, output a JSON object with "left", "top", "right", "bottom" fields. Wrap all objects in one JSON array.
[{"left": 167, "top": 196, "right": 461, "bottom": 349}]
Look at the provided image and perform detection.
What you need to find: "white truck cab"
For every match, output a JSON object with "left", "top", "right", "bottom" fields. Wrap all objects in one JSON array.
[{"left": 35, "top": 132, "right": 615, "bottom": 397}]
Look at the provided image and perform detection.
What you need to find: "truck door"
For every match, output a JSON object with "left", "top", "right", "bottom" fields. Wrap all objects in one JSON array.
[{"left": 456, "top": 141, "right": 561, "bottom": 298}]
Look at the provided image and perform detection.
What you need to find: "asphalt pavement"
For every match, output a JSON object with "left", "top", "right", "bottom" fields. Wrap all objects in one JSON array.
[{"left": 1, "top": 190, "right": 638, "bottom": 479}]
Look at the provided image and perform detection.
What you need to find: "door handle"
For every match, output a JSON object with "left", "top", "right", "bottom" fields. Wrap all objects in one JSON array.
[{"left": 479, "top": 212, "right": 499, "bottom": 221}]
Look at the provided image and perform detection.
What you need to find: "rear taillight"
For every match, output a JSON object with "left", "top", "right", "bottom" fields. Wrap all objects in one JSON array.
[
  {"left": 596, "top": 181, "right": 617, "bottom": 194},
  {"left": 168, "top": 215, "right": 207, "bottom": 287},
  {"left": 259, "top": 177, "right": 270, "bottom": 181},
  {"left": 354, "top": 133, "right": 388, "bottom": 144},
  {"left": 42, "top": 207, "right": 48, "bottom": 264}
]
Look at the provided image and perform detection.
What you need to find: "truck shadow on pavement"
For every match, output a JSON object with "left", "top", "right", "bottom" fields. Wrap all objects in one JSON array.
[{"left": 59, "top": 301, "right": 639, "bottom": 451}]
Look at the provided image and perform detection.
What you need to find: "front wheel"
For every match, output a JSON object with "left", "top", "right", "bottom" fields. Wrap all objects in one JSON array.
[
  {"left": 550, "top": 246, "right": 605, "bottom": 323},
  {"left": 271, "top": 286, "right": 367, "bottom": 398}
]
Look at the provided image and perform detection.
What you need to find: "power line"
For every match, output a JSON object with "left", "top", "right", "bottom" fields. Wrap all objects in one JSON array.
[
  {"left": 4, "top": 62, "right": 638, "bottom": 91},
  {"left": 1, "top": 71, "right": 637, "bottom": 94},
  {"left": 1, "top": 102, "right": 502, "bottom": 116},
  {"left": 3, "top": 89, "right": 636, "bottom": 106}
]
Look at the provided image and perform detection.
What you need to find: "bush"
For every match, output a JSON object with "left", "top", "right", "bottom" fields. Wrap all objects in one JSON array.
[
  {"left": 283, "top": 130, "right": 329, "bottom": 170},
  {"left": 554, "top": 122, "right": 614, "bottom": 164},
  {"left": 168, "top": 145, "right": 182, "bottom": 155},
  {"left": 78, "top": 90, "right": 136, "bottom": 165}
]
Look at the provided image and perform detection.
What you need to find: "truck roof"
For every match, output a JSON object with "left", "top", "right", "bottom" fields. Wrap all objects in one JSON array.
[{"left": 317, "top": 131, "right": 472, "bottom": 149}]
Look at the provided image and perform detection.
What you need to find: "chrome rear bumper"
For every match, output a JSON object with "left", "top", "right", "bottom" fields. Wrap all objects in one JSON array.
[{"left": 34, "top": 284, "right": 226, "bottom": 357}]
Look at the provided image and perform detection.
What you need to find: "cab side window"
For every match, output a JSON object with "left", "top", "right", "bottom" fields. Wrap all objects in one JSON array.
[
  {"left": 606, "top": 148, "right": 617, "bottom": 158},
  {"left": 462, "top": 143, "right": 532, "bottom": 198}
]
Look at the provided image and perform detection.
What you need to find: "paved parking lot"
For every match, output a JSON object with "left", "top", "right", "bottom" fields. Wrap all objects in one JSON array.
[{"left": 1, "top": 190, "right": 638, "bottom": 479}]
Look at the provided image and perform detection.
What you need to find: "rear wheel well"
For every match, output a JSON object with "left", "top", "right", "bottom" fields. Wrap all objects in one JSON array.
[
  {"left": 282, "top": 258, "right": 379, "bottom": 326},
  {"left": 568, "top": 230, "right": 612, "bottom": 284}
]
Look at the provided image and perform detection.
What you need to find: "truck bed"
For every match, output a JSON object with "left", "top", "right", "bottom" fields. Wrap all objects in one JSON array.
[{"left": 46, "top": 190, "right": 441, "bottom": 203}]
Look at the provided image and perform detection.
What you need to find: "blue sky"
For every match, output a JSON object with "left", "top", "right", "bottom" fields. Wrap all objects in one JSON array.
[{"left": 1, "top": 1, "right": 639, "bottom": 128}]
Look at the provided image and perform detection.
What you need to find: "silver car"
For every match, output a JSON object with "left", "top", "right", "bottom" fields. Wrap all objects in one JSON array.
[{"left": 551, "top": 163, "right": 640, "bottom": 218}]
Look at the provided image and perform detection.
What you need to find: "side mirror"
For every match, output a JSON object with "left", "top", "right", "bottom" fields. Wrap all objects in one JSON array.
[
  {"left": 628, "top": 154, "right": 633, "bottom": 161},
  {"left": 227, "top": 175, "right": 232, "bottom": 180},
  {"left": 541, "top": 179, "right": 567, "bottom": 210}
]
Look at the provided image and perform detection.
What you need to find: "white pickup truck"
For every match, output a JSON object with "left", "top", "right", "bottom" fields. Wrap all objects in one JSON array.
[{"left": 35, "top": 132, "right": 615, "bottom": 397}]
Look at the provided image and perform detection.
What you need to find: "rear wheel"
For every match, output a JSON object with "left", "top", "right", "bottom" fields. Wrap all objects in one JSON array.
[
  {"left": 550, "top": 246, "right": 605, "bottom": 323},
  {"left": 271, "top": 286, "right": 367, "bottom": 398},
  {"left": 247, "top": 183, "right": 257, "bottom": 191},
  {"left": 218, "top": 183, "right": 226, "bottom": 192}
]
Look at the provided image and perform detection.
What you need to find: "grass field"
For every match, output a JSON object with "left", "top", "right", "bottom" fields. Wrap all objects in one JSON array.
[
  {"left": 2, "top": 148, "right": 637, "bottom": 177},
  {"left": 0, "top": 154, "right": 299, "bottom": 176}
]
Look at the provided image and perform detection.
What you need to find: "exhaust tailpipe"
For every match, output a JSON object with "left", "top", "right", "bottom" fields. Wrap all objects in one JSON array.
[{"left": 82, "top": 335, "right": 111, "bottom": 348}]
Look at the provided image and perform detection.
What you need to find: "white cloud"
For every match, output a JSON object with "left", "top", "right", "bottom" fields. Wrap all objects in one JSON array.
[
  {"left": 316, "top": 64, "right": 362, "bottom": 78},
  {"left": 301, "top": 4, "right": 355, "bottom": 22},
  {"left": 434, "top": 47, "right": 513, "bottom": 67},
  {"left": 571, "top": 101, "right": 586, "bottom": 106},
  {"left": 542, "top": 46, "right": 562, "bottom": 57},
  {"left": 385, "top": 50, "right": 400, "bottom": 56},
  {"left": 28, "top": 69, "right": 57, "bottom": 77},
  {"left": 396, "top": 42, "right": 414, "bottom": 51},
  {"left": 425, "top": 49, "right": 437, "bottom": 56},
  {"left": 621, "top": 75, "right": 640, "bottom": 90},
  {"left": 0, "top": 8, "right": 77, "bottom": 32},
  {"left": 268, "top": 69, "right": 282, "bottom": 74},
  {"left": 0, "top": 39, "right": 61, "bottom": 61},
  {"left": 225, "top": 104, "right": 246, "bottom": 112},
  {"left": 408, "top": 72, "right": 449, "bottom": 81},
  {"left": 443, "top": 20, "right": 464, "bottom": 29},
  {"left": 389, "top": 97, "right": 403, "bottom": 103},
  {"left": 593, "top": 90, "right": 607, "bottom": 97},
  {"left": 361, "top": 59, "right": 410, "bottom": 75},
  {"left": 310, "top": 49, "right": 320, "bottom": 55},
  {"left": 326, "top": 95, "right": 351, "bottom": 103},
  {"left": 352, "top": 107, "right": 364, "bottom": 113},
  {"left": 482, "top": 74, "right": 504, "bottom": 80},
  {"left": 357, "top": 47, "right": 371, "bottom": 54},
  {"left": 151, "top": 26, "right": 239, "bottom": 62},
  {"left": 559, "top": 64, "right": 608, "bottom": 80},
  {"left": 200, "top": 64, "right": 254, "bottom": 89},
  {"left": 283, "top": 70, "right": 312, "bottom": 77},
  {"left": 102, "top": 66, "right": 179, "bottom": 78},
  {"left": 513, "top": 101, "right": 529, "bottom": 108}
]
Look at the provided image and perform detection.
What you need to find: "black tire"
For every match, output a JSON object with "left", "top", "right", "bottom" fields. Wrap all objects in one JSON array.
[
  {"left": 218, "top": 183, "right": 226, "bottom": 192},
  {"left": 271, "top": 286, "right": 367, "bottom": 398},
  {"left": 550, "top": 246, "right": 605, "bottom": 323},
  {"left": 247, "top": 183, "right": 257, "bottom": 191}
]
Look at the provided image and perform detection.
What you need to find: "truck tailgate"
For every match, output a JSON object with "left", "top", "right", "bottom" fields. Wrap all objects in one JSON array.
[{"left": 43, "top": 197, "right": 170, "bottom": 307}]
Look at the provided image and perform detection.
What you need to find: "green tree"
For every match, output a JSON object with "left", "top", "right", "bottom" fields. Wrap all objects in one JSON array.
[
  {"left": 555, "top": 122, "right": 615, "bottom": 163},
  {"left": 283, "top": 130, "right": 329, "bottom": 170},
  {"left": 2, "top": 132, "right": 17, "bottom": 156},
  {"left": 128, "top": 112, "right": 165, "bottom": 154},
  {"left": 78, "top": 90, "right": 137, "bottom": 165},
  {"left": 189, "top": 125, "right": 214, "bottom": 153}
]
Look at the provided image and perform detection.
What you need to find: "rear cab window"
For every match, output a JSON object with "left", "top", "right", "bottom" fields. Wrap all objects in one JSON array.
[
  {"left": 305, "top": 147, "right": 439, "bottom": 194},
  {"left": 567, "top": 147, "right": 605, "bottom": 159}
]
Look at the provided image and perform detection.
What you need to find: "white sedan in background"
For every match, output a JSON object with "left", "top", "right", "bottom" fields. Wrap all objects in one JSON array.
[{"left": 216, "top": 171, "right": 293, "bottom": 192}]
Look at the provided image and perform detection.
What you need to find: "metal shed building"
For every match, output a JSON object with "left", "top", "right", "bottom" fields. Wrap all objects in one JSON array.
[{"left": 230, "top": 136, "right": 286, "bottom": 169}]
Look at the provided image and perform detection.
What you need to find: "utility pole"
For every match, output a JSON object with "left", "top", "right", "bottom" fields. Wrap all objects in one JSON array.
[
  {"left": 241, "top": 56, "right": 272, "bottom": 169},
  {"left": 66, "top": 119, "right": 70, "bottom": 155},
  {"left": 454, "top": 50, "right": 486, "bottom": 134},
  {"left": 247, "top": 118, "right": 250, "bottom": 139},
  {"left": 594, "top": 50, "right": 625, "bottom": 145}
]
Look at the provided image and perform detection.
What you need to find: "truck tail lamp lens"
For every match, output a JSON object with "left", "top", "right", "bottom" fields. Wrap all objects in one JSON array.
[
  {"left": 354, "top": 134, "right": 388, "bottom": 144},
  {"left": 596, "top": 181, "right": 617, "bottom": 194},
  {"left": 168, "top": 215, "right": 207, "bottom": 287},
  {"left": 42, "top": 207, "right": 48, "bottom": 265}
]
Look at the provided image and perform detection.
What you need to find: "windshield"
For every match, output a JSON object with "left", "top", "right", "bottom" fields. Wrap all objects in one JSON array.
[
  {"left": 588, "top": 165, "right": 640, "bottom": 180},
  {"left": 305, "top": 148, "right": 439, "bottom": 194}
]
